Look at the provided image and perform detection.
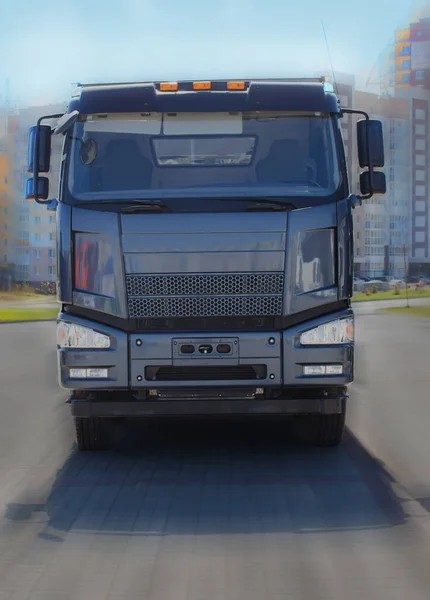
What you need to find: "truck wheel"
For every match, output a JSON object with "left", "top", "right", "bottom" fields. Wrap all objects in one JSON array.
[
  {"left": 74, "top": 417, "right": 106, "bottom": 451},
  {"left": 305, "top": 412, "right": 346, "bottom": 447}
]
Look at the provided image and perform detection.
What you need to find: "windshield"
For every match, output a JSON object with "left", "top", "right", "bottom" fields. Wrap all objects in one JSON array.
[{"left": 67, "top": 111, "right": 343, "bottom": 202}]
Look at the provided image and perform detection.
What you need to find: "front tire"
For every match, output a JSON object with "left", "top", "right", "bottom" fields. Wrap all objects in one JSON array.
[
  {"left": 74, "top": 417, "right": 106, "bottom": 451},
  {"left": 311, "top": 412, "right": 346, "bottom": 447}
]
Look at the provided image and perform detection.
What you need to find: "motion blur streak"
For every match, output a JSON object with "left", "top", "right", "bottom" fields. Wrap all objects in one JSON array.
[{"left": 0, "top": 304, "right": 429, "bottom": 598}]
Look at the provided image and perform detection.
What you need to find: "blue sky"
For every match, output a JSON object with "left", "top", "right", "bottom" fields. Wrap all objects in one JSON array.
[{"left": 0, "top": 0, "right": 419, "bottom": 107}]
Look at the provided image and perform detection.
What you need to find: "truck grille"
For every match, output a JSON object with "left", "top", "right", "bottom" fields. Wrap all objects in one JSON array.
[{"left": 126, "top": 274, "right": 284, "bottom": 318}]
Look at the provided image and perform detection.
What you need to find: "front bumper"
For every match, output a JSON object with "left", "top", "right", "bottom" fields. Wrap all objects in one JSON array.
[
  {"left": 70, "top": 390, "right": 346, "bottom": 417},
  {"left": 58, "top": 308, "right": 354, "bottom": 396}
]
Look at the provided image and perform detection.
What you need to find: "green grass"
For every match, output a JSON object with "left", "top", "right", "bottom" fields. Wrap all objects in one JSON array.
[
  {"left": 0, "top": 292, "right": 56, "bottom": 303},
  {"left": 0, "top": 307, "right": 59, "bottom": 322},
  {"left": 381, "top": 306, "right": 430, "bottom": 318},
  {"left": 353, "top": 288, "right": 430, "bottom": 301}
]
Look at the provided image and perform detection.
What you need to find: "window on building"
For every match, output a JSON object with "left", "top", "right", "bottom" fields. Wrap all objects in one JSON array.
[
  {"left": 414, "top": 248, "right": 426, "bottom": 258},
  {"left": 401, "top": 73, "right": 410, "bottom": 84},
  {"left": 415, "top": 216, "right": 426, "bottom": 227},
  {"left": 49, "top": 215, "right": 55, "bottom": 224},
  {"left": 33, "top": 266, "right": 40, "bottom": 275},
  {"left": 356, "top": 247, "right": 360, "bottom": 256},
  {"left": 402, "top": 59, "right": 411, "bottom": 69},
  {"left": 34, "top": 216, "right": 41, "bottom": 225},
  {"left": 48, "top": 249, "right": 55, "bottom": 258},
  {"left": 415, "top": 123, "right": 426, "bottom": 136},
  {"left": 401, "top": 45, "right": 411, "bottom": 56},
  {"left": 3, "top": 255, "right": 6, "bottom": 264},
  {"left": 415, "top": 185, "right": 426, "bottom": 196},
  {"left": 416, "top": 154, "right": 426, "bottom": 166},
  {"left": 415, "top": 231, "right": 425, "bottom": 243},
  {"left": 416, "top": 170, "right": 425, "bottom": 181},
  {"left": 3, "top": 239, "right": 7, "bottom": 247},
  {"left": 416, "top": 71, "right": 425, "bottom": 80},
  {"left": 49, "top": 233, "right": 54, "bottom": 241},
  {"left": 48, "top": 266, "right": 56, "bottom": 276},
  {"left": 356, "top": 232, "right": 360, "bottom": 240},
  {"left": 3, "top": 208, "right": 7, "bottom": 216},
  {"left": 416, "top": 200, "right": 426, "bottom": 211},
  {"left": 35, "top": 233, "right": 41, "bottom": 241},
  {"left": 34, "top": 249, "right": 40, "bottom": 258},
  {"left": 415, "top": 108, "right": 426, "bottom": 120}
]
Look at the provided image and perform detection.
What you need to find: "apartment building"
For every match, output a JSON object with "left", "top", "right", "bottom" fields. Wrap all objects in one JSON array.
[{"left": 353, "top": 92, "right": 411, "bottom": 278}]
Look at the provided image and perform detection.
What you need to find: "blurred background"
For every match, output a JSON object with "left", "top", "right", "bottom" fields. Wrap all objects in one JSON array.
[{"left": 1, "top": 1, "right": 430, "bottom": 307}]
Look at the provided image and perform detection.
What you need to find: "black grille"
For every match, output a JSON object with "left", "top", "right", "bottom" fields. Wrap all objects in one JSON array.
[
  {"left": 126, "top": 274, "right": 284, "bottom": 297},
  {"left": 145, "top": 365, "right": 267, "bottom": 381},
  {"left": 129, "top": 295, "right": 282, "bottom": 318}
]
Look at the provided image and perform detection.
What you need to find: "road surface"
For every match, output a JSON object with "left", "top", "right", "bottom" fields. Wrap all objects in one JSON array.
[{"left": 0, "top": 304, "right": 430, "bottom": 599}]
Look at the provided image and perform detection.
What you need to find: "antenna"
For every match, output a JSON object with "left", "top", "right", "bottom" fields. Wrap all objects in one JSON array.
[{"left": 321, "top": 21, "right": 339, "bottom": 97}]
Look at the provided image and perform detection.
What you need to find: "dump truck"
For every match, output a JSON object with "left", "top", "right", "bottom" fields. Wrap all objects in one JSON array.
[{"left": 26, "top": 77, "right": 386, "bottom": 450}]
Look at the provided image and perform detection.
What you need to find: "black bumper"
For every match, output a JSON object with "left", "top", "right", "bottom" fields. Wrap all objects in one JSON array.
[{"left": 70, "top": 391, "right": 347, "bottom": 418}]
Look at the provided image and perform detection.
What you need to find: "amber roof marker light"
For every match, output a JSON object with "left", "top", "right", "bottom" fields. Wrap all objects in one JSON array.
[
  {"left": 159, "top": 82, "right": 178, "bottom": 91},
  {"left": 227, "top": 81, "right": 246, "bottom": 90},
  {"left": 193, "top": 81, "right": 211, "bottom": 90}
]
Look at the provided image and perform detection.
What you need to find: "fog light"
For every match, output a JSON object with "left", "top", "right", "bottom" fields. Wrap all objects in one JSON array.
[
  {"left": 69, "top": 368, "right": 109, "bottom": 379},
  {"left": 303, "top": 365, "right": 326, "bottom": 376},
  {"left": 255, "top": 387, "right": 264, "bottom": 395},
  {"left": 69, "top": 368, "right": 87, "bottom": 378},
  {"left": 303, "top": 364, "right": 343, "bottom": 376}
]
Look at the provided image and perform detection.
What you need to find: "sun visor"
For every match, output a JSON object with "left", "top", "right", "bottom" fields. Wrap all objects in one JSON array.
[
  {"left": 163, "top": 112, "right": 243, "bottom": 135},
  {"left": 83, "top": 113, "right": 162, "bottom": 134}
]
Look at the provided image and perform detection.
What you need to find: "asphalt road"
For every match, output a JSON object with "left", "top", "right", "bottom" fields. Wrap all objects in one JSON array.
[{"left": 0, "top": 305, "right": 430, "bottom": 599}]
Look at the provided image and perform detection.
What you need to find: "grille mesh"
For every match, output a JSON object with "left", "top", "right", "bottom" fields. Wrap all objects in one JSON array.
[
  {"left": 126, "top": 274, "right": 284, "bottom": 297},
  {"left": 126, "top": 273, "right": 284, "bottom": 318},
  {"left": 128, "top": 296, "right": 282, "bottom": 318}
]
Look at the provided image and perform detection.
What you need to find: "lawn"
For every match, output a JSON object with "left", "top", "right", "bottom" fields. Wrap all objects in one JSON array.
[
  {"left": 0, "top": 307, "right": 59, "bottom": 322},
  {"left": 0, "top": 291, "right": 56, "bottom": 303},
  {"left": 353, "top": 288, "right": 430, "bottom": 302},
  {"left": 381, "top": 306, "right": 430, "bottom": 318}
]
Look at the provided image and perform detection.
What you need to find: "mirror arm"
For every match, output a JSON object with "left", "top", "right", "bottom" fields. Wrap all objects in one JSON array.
[
  {"left": 33, "top": 113, "right": 64, "bottom": 204},
  {"left": 349, "top": 194, "right": 362, "bottom": 209},
  {"left": 340, "top": 108, "right": 374, "bottom": 200}
]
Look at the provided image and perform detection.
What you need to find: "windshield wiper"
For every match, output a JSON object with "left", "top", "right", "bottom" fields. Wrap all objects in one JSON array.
[
  {"left": 74, "top": 200, "right": 169, "bottom": 213},
  {"left": 189, "top": 197, "right": 296, "bottom": 210},
  {"left": 245, "top": 200, "right": 295, "bottom": 211}
]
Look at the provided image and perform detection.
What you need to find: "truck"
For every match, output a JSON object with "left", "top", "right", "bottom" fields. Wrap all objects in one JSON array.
[{"left": 26, "top": 77, "right": 386, "bottom": 450}]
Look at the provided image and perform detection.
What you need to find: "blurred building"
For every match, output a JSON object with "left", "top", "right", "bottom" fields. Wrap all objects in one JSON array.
[
  {"left": 7, "top": 104, "right": 64, "bottom": 284},
  {"left": 0, "top": 140, "right": 14, "bottom": 289},
  {"left": 353, "top": 93, "right": 410, "bottom": 278},
  {"left": 394, "top": 17, "right": 430, "bottom": 91}
]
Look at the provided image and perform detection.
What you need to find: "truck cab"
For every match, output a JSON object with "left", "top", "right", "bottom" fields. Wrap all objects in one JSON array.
[{"left": 26, "top": 78, "right": 386, "bottom": 450}]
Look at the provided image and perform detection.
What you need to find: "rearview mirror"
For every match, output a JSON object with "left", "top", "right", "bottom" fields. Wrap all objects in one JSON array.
[
  {"left": 360, "top": 171, "right": 386, "bottom": 196},
  {"left": 26, "top": 177, "right": 49, "bottom": 201},
  {"left": 27, "top": 125, "right": 51, "bottom": 173},
  {"left": 357, "top": 119, "right": 384, "bottom": 168}
]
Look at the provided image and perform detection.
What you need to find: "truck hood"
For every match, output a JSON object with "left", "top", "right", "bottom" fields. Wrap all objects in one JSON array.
[{"left": 67, "top": 202, "right": 348, "bottom": 321}]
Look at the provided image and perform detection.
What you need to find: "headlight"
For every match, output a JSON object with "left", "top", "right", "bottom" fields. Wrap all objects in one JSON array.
[
  {"left": 57, "top": 322, "right": 111, "bottom": 349},
  {"left": 300, "top": 317, "right": 354, "bottom": 346}
]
